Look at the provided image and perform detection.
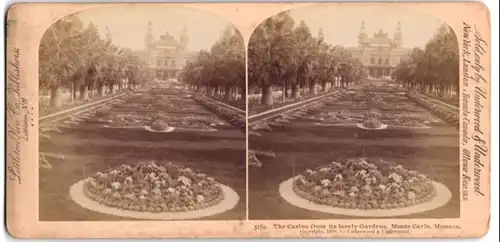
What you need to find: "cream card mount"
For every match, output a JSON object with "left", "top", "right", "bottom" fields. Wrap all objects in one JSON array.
[{"left": 5, "top": 2, "right": 491, "bottom": 239}]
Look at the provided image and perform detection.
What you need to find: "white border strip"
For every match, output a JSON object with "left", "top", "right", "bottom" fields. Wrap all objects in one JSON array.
[
  {"left": 248, "top": 91, "right": 339, "bottom": 121},
  {"left": 357, "top": 123, "right": 389, "bottom": 130},
  {"left": 314, "top": 122, "right": 357, "bottom": 127},
  {"left": 389, "top": 124, "right": 432, "bottom": 129},
  {"left": 174, "top": 127, "right": 217, "bottom": 132},
  {"left": 199, "top": 95, "right": 245, "bottom": 115},
  {"left": 144, "top": 126, "right": 176, "bottom": 133},
  {"left": 39, "top": 92, "right": 129, "bottom": 122},
  {"left": 69, "top": 180, "right": 239, "bottom": 220},
  {"left": 413, "top": 92, "right": 459, "bottom": 111},
  {"left": 279, "top": 177, "right": 452, "bottom": 217}
]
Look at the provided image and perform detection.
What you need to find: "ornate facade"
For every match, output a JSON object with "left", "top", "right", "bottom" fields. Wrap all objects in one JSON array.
[
  {"left": 346, "top": 21, "right": 411, "bottom": 79},
  {"left": 138, "top": 21, "right": 198, "bottom": 81}
]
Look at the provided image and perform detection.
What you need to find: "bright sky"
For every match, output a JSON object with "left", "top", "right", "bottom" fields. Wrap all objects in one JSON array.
[
  {"left": 76, "top": 5, "right": 233, "bottom": 51},
  {"left": 289, "top": 4, "right": 447, "bottom": 49}
]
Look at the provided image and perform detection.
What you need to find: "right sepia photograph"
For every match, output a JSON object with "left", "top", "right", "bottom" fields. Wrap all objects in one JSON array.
[{"left": 247, "top": 5, "right": 460, "bottom": 220}]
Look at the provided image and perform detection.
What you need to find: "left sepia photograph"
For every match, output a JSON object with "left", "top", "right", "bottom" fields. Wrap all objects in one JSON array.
[{"left": 38, "top": 5, "right": 246, "bottom": 221}]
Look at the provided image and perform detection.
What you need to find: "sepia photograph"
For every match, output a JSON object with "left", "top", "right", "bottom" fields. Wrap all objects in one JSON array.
[
  {"left": 248, "top": 4, "right": 460, "bottom": 220},
  {"left": 5, "top": 1, "right": 492, "bottom": 238},
  {"left": 38, "top": 5, "right": 246, "bottom": 221}
]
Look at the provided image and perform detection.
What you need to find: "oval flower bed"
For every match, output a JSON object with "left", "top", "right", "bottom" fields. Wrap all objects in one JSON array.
[
  {"left": 358, "top": 118, "right": 388, "bottom": 130},
  {"left": 292, "top": 158, "right": 436, "bottom": 210},
  {"left": 82, "top": 161, "right": 224, "bottom": 213},
  {"left": 95, "top": 112, "right": 220, "bottom": 131}
]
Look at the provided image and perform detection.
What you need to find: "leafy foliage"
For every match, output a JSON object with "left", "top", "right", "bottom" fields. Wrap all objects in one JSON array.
[
  {"left": 393, "top": 24, "right": 459, "bottom": 97},
  {"left": 247, "top": 11, "right": 367, "bottom": 105},
  {"left": 178, "top": 25, "right": 245, "bottom": 102},
  {"left": 39, "top": 15, "right": 153, "bottom": 107}
]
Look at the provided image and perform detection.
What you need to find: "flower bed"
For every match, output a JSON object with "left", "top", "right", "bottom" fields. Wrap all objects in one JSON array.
[
  {"left": 193, "top": 96, "right": 245, "bottom": 132},
  {"left": 310, "top": 111, "right": 360, "bottom": 124},
  {"left": 86, "top": 110, "right": 220, "bottom": 130},
  {"left": 95, "top": 113, "right": 151, "bottom": 127},
  {"left": 312, "top": 101, "right": 438, "bottom": 127},
  {"left": 419, "top": 93, "right": 459, "bottom": 108},
  {"left": 205, "top": 96, "right": 245, "bottom": 111},
  {"left": 292, "top": 158, "right": 436, "bottom": 210},
  {"left": 39, "top": 91, "right": 130, "bottom": 117},
  {"left": 150, "top": 120, "right": 169, "bottom": 131},
  {"left": 407, "top": 92, "right": 459, "bottom": 127},
  {"left": 248, "top": 91, "right": 338, "bottom": 116},
  {"left": 357, "top": 118, "right": 388, "bottom": 130},
  {"left": 164, "top": 116, "right": 221, "bottom": 130},
  {"left": 361, "top": 85, "right": 406, "bottom": 93},
  {"left": 82, "top": 161, "right": 224, "bottom": 213},
  {"left": 260, "top": 102, "right": 327, "bottom": 127}
]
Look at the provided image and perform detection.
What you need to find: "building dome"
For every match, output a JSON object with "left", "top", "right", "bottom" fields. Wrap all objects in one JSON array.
[{"left": 152, "top": 31, "right": 182, "bottom": 49}]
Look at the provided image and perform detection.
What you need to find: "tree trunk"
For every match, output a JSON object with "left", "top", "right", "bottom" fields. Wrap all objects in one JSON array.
[
  {"left": 98, "top": 84, "right": 105, "bottom": 97},
  {"left": 292, "top": 83, "right": 301, "bottom": 98},
  {"left": 283, "top": 80, "right": 289, "bottom": 99},
  {"left": 240, "top": 85, "right": 245, "bottom": 101},
  {"left": 439, "top": 84, "right": 446, "bottom": 97},
  {"left": 215, "top": 86, "right": 220, "bottom": 98},
  {"left": 224, "top": 86, "right": 231, "bottom": 101},
  {"left": 73, "top": 86, "right": 77, "bottom": 101},
  {"left": 50, "top": 86, "right": 62, "bottom": 108},
  {"left": 79, "top": 86, "right": 89, "bottom": 101},
  {"left": 232, "top": 87, "right": 237, "bottom": 100},
  {"left": 261, "top": 85, "right": 273, "bottom": 106},
  {"left": 109, "top": 84, "right": 115, "bottom": 94},
  {"left": 70, "top": 83, "right": 74, "bottom": 103}
]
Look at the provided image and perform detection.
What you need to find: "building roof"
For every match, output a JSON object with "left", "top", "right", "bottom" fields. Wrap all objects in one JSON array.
[
  {"left": 150, "top": 32, "right": 182, "bottom": 48},
  {"left": 365, "top": 29, "right": 393, "bottom": 46}
]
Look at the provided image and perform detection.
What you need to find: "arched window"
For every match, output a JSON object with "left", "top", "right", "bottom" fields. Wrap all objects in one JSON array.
[
  {"left": 378, "top": 58, "right": 382, "bottom": 65},
  {"left": 370, "top": 57, "right": 375, "bottom": 64},
  {"left": 385, "top": 58, "right": 389, "bottom": 65}
]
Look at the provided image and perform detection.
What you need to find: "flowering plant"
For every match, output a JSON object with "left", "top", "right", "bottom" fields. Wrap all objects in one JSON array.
[
  {"left": 292, "top": 157, "right": 436, "bottom": 210},
  {"left": 362, "top": 118, "right": 383, "bottom": 129},
  {"left": 83, "top": 160, "right": 224, "bottom": 213}
]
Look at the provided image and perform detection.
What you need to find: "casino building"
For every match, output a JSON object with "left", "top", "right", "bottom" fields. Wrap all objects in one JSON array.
[
  {"left": 346, "top": 21, "right": 412, "bottom": 81},
  {"left": 136, "top": 21, "right": 198, "bottom": 81}
]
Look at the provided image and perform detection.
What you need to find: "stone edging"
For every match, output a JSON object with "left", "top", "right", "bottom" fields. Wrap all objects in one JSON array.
[
  {"left": 144, "top": 126, "right": 176, "bottom": 133},
  {"left": 69, "top": 180, "right": 239, "bottom": 220},
  {"left": 278, "top": 176, "right": 452, "bottom": 217}
]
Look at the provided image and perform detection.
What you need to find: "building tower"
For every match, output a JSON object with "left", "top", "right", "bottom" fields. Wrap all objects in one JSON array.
[
  {"left": 179, "top": 24, "right": 189, "bottom": 50},
  {"left": 317, "top": 28, "right": 324, "bottom": 43},
  {"left": 144, "top": 21, "right": 155, "bottom": 68},
  {"left": 357, "top": 21, "right": 367, "bottom": 46},
  {"left": 144, "top": 21, "right": 154, "bottom": 50},
  {"left": 393, "top": 21, "right": 402, "bottom": 48}
]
